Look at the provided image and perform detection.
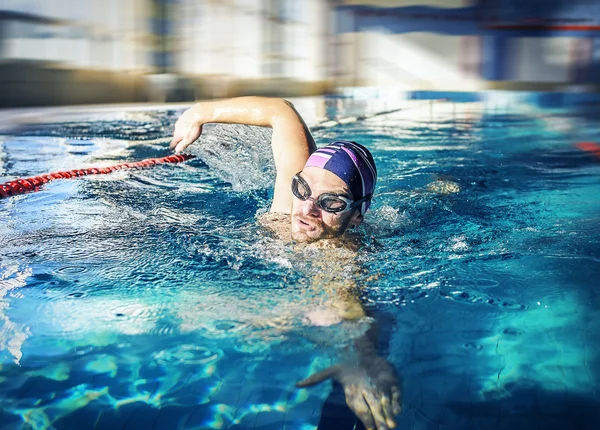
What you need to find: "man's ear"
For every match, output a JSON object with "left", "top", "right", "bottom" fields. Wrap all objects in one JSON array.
[{"left": 348, "top": 210, "right": 364, "bottom": 229}]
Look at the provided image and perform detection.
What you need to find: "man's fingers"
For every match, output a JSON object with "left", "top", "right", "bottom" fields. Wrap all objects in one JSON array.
[
  {"left": 174, "top": 133, "right": 192, "bottom": 153},
  {"left": 174, "top": 139, "right": 190, "bottom": 153},
  {"left": 170, "top": 135, "right": 182, "bottom": 150},
  {"left": 174, "top": 125, "right": 201, "bottom": 153},
  {"left": 346, "top": 392, "right": 376, "bottom": 430},
  {"left": 381, "top": 395, "right": 397, "bottom": 429},
  {"left": 296, "top": 365, "right": 340, "bottom": 388},
  {"left": 363, "top": 392, "right": 389, "bottom": 430},
  {"left": 391, "top": 387, "right": 402, "bottom": 416}
]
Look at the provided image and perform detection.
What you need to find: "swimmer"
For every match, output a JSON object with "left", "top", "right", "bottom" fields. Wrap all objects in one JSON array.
[{"left": 171, "top": 97, "right": 401, "bottom": 430}]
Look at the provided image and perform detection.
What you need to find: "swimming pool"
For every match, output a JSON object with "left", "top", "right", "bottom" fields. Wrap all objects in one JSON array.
[{"left": 1, "top": 95, "right": 599, "bottom": 429}]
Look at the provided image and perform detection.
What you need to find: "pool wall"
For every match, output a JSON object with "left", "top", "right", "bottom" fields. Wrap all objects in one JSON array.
[{"left": 2, "top": 1, "right": 600, "bottom": 107}]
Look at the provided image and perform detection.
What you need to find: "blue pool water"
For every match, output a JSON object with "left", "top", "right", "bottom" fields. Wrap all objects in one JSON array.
[{"left": 1, "top": 96, "right": 600, "bottom": 429}]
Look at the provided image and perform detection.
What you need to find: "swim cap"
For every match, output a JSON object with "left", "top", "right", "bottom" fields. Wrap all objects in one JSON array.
[{"left": 304, "top": 140, "right": 377, "bottom": 214}]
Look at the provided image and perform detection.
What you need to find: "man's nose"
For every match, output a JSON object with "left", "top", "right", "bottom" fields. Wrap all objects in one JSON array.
[{"left": 301, "top": 196, "right": 321, "bottom": 217}]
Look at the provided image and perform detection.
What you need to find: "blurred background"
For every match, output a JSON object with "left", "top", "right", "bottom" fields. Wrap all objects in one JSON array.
[{"left": 1, "top": 0, "right": 600, "bottom": 107}]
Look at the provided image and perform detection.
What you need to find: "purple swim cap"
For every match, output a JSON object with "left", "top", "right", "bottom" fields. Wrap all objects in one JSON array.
[{"left": 304, "top": 140, "right": 377, "bottom": 214}]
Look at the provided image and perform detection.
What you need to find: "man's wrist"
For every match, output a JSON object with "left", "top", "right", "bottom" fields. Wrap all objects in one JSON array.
[{"left": 190, "top": 103, "right": 208, "bottom": 126}]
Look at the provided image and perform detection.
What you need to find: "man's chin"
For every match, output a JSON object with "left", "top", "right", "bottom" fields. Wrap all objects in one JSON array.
[{"left": 291, "top": 229, "right": 321, "bottom": 243}]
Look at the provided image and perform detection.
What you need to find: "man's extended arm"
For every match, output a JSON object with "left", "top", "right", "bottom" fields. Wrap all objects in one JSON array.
[
  {"left": 302, "top": 255, "right": 402, "bottom": 430},
  {"left": 170, "top": 96, "right": 316, "bottom": 213},
  {"left": 297, "top": 320, "right": 402, "bottom": 430}
]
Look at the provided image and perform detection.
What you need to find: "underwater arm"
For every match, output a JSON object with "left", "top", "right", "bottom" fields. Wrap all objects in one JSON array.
[
  {"left": 301, "top": 275, "right": 402, "bottom": 430},
  {"left": 170, "top": 96, "right": 316, "bottom": 213},
  {"left": 298, "top": 320, "right": 402, "bottom": 430}
]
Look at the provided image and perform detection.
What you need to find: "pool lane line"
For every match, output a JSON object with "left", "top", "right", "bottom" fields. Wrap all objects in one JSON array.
[
  {"left": 575, "top": 142, "right": 600, "bottom": 159},
  {"left": 0, "top": 153, "right": 195, "bottom": 199},
  {"left": 310, "top": 98, "right": 449, "bottom": 131},
  {"left": 1, "top": 99, "right": 449, "bottom": 199}
]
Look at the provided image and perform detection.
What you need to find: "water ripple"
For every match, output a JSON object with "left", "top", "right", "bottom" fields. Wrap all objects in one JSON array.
[
  {"left": 152, "top": 345, "right": 223, "bottom": 366},
  {"left": 55, "top": 265, "right": 88, "bottom": 275}
]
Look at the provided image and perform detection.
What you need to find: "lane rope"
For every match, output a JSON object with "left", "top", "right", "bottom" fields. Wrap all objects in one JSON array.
[
  {"left": 0, "top": 153, "right": 195, "bottom": 199},
  {"left": 575, "top": 142, "right": 600, "bottom": 159}
]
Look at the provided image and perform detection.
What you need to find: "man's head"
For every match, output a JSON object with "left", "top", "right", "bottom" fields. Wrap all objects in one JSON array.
[{"left": 290, "top": 141, "right": 377, "bottom": 242}]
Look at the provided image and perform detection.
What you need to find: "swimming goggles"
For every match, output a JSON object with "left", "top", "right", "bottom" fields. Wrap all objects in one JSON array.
[{"left": 291, "top": 172, "right": 371, "bottom": 214}]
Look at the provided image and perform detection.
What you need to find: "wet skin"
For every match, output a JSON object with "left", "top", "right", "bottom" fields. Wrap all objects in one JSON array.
[
  {"left": 260, "top": 211, "right": 403, "bottom": 430},
  {"left": 290, "top": 167, "right": 363, "bottom": 243}
]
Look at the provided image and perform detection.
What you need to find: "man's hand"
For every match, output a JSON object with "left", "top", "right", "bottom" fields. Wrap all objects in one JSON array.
[
  {"left": 170, "top": 106, "right": 204, "bottom": 153},
  {"left": 296, "top": 355, "right": 402, "bottom": 430}
]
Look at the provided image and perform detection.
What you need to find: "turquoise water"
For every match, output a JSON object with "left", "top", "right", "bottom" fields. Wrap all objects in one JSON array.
[{"left": 1, "top": 98, "right": 600, "bottom": 429}]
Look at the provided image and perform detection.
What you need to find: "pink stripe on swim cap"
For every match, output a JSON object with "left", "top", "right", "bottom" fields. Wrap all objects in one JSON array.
[{"left": 305, "top": 152, "right": 331, "bottom": 169}]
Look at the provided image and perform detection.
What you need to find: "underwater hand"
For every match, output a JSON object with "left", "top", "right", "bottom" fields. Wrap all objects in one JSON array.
[
  {"left": 170, "top": 106, "right": 204, "bottom": 153},
  {"left": 296, "top": 355, "right": 401, "bottom": 430}
]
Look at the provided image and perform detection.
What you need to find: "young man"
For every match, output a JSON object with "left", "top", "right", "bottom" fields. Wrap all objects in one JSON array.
[{"left": 171, "top": 97, "right": 401, "bottom": 430}]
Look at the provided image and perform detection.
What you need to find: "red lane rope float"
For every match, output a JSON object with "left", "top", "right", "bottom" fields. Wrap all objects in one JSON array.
[
  {"left": 575, "top": 142, "right": 600, "bottom": 159},
  {"left": 0, "top": 153, "right": 195, "bottom": 199}
]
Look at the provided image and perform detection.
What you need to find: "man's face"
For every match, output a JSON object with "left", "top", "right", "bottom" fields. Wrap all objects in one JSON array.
[{"left": 291, "top": 167, "right": 361, "bottom": 243}]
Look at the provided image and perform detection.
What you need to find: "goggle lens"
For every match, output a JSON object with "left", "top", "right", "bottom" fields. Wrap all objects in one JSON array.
[
  {"left": 292, "top": 175, "right": 311, "bottom": 200},
  {"left": 319, "top": 196, "right": 346, "bottom": 211}
]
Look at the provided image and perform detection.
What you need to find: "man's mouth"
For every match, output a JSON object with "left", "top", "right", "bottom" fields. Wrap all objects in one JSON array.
[{"left": 295, "top": 217, "right": 316, "bottom": 231}]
